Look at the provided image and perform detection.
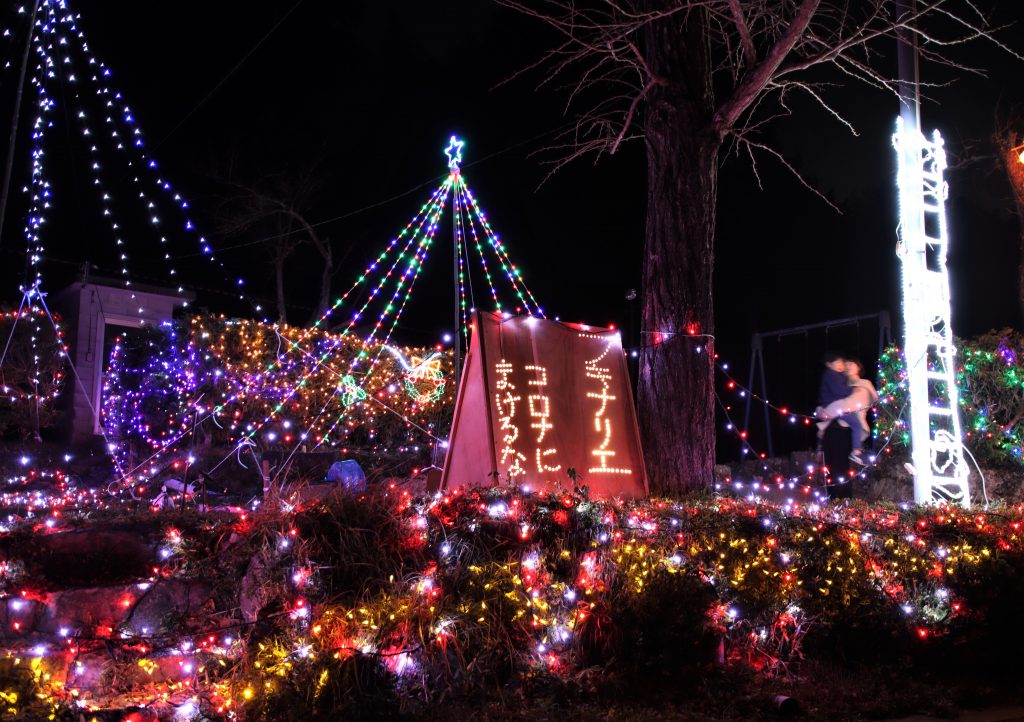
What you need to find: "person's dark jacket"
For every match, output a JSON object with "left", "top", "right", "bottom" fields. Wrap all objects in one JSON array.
[{"left": 818, "top": 368, "right": 850, "bottom": 406}]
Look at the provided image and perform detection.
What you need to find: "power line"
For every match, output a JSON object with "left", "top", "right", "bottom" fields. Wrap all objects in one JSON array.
[
  {"left": 160, "top": 173, "right": 450, "bottom": 260},
  {"left": 148, "top": 122, "right": 577, "bottom": 262},
  {"left": 153, "top": 0, "right": 306, "bottom": 150}
]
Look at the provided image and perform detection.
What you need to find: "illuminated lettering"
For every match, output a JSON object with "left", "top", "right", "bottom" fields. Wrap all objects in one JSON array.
[
  {"left": 495, "top": 359, "right": 526, "bottom": 477},
  {"left": 584, "top": 338, "right": 631, "bottom": 475},
  {"left": 444, "top": 313, "right": 644, "bottom": 496},
  {"left": 525, "top": 364, "right": 560, "bottom": 473}
]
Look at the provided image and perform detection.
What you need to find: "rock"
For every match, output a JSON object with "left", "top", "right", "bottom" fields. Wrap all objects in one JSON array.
[
  {"left": 0, "top": 579, "right": 218, "bottom": 638},
  {"left": 1, "top": 528, "right": 157, "bottom": 588},
  {"left": 127, "top": 579, "right": 215, "bottom": 635},
  {"left": 0, "top": 596, "right": 44, "bottom": 641},
  {"left": 278, "top": 482, "right": 339, "bottom": 504},
  {"left": 240, "top": 549, "right": 280, "bottom": 623},
  {"left": 38, "top": 584, "right": 141, "bottom": 636},
  {"left": 61, "top": 645, "right": 197, "bottom": 697},
  {"left": 713, "top": 464, "right": 733, "bottom": 482}
]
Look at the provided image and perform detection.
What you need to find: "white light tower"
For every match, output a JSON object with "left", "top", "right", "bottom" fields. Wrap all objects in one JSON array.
[{"left": 893, "top": 117, "right": 971, "bottom": 506}]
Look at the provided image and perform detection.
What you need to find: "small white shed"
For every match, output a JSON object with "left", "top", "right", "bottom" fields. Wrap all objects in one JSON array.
[{"left": 55, "top": 278, "right": 193, "bottom": 443}]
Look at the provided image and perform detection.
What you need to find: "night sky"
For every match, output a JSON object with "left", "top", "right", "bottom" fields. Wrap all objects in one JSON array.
[{"left": 1, "top": 0, "right": 1023, "bottom": 457}]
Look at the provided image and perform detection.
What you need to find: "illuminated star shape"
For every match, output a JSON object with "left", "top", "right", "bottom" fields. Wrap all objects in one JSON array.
[{"left": 444, "top": 135, "right": 464, "bottom": 170}]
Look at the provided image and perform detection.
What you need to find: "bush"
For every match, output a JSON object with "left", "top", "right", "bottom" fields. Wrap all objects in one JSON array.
[
  {"left": 219, "top": 490, "right": 1024, "bottom": 719},
  {"left": 11, "top": 488, "right": 1024, "bottom": 720},
  {"left": 101, "top": 313, "right": 454, "bottom": 476},
  {"left": 876, "top": 331, "right": 1024, "bottom": 470},
  {"left": 0, "top": 308, "right": 67, "bottom": 441}
]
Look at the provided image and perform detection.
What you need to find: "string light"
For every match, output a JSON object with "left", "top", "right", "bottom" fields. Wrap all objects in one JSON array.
[
  {"left": 893, "top": 118, "right": 970, "bottom": 506},
  {"left": 269, "top": 137, "right": 541, "bottom": 467},
  {"left": 456, "top": 173, "right": 502, "bottom": 312},
  {"left": 99, "top": 167, "right": 462, "bottom": 489},
  {"left": 456, "top": 175, "right": 543, "bottom": 317},
  {"left": 877, "top": 337, "right": 1024, "bottom": 470},
  {"left": 216, "top": 177, "right": 453, "bottom": 460},
  {"left": 9, "top": 0, "right": 266, "bottom": 322},
  {"left": 495, "top": 359, "right": 527, "bottom": 477},
  {"left": 101, "top": 315, "right": 454, "bottom": 480},
  {"left": 1, "top": 485, "right": 1018, "bottom": 718},
  {"left": 0, "top": 308, "right": 65, "bottom": 407},
  {"left": 583, "top": 336, "right": 630, "bottom": 475},
  {"left": 525, "top": 364, "right": 560, "bottom": 475},
  {"left": 97, "top": 132, "right": 544, "bottom": 487}
]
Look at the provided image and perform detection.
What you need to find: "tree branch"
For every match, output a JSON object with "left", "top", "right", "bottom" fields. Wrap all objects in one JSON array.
[
  {"left": 714, "top": 0, "right": 821, "bottom": 134},
  {"left": 611, "top": 76, "right": 662, "bottom": 154},
  {"left": 726, "top": 0, "right": 756, "bottom": 67}
]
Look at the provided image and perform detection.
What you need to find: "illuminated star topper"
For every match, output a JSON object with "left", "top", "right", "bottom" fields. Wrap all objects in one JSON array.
[{"left": 445, "top": 135, "right": 464, "bottom": 170}]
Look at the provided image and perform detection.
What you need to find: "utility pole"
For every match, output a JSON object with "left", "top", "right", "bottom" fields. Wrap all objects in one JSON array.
[
  {"left": 0, "top": 0, "right": 42, "bottom": 249},
  {"left": 453, "top": 177, "right": 461, "bottom": 398},
  {"left": 444, "top": 136, "right": 465, "bottom": 400},
  {"left": 895, "top": 0, "right": 921, "bottom": 132},
  {"left": 893, "top": 0, "right": 971, "bottom": 505}
]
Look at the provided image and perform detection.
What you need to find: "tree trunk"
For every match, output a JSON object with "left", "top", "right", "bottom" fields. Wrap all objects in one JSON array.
[
  {"left": 996, "top": 128, "right": 1024, "bottom": 321},
  {"left": 274, "top": 242, "right": 288, "bottom": 325},
  {"left": 314, "top": 245, "right": 333, "bottom": 324},
  {"left": 1008, "top": 150, "right": 1024, "bottom": 321},
  {"left": 1018, "top": 220, "right": 1024, "bottom": 323},
  {"left": 1018, "top": 232, "right": 1024, "bottom": 322},
  {"left": 637, "top": 7, "right": 719, "bottom": 494}
]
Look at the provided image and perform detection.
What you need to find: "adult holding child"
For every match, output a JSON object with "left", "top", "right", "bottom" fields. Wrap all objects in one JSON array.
[{"left": 816, "top": 357, "right": 878, "bottom": 466}]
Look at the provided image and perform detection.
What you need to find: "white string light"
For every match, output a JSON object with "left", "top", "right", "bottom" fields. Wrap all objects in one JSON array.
[
  {"left": 893, "top": 117, "right": 970, "bottom": 507},
  {"left": 12, "top": 0, "right": 270, "bottom": 321}
]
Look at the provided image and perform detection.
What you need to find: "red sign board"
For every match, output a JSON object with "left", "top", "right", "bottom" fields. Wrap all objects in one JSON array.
[{"left": 442, "top": 312, "right": 647, "bottom": 498}]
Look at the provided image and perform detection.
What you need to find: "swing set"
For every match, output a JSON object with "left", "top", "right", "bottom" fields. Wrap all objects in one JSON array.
[{"left": 742, "top": 311, "right": 892, "bottom": 459}]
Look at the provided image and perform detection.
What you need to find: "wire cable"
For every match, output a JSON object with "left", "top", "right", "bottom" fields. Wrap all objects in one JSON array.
[{"left": 153, "top": 0, "right": 306, "bottom": 150}]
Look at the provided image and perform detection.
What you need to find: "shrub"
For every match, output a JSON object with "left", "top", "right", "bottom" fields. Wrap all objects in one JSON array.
[
  {"left": 0, "top": 308, "right": 67, "bottom": 440},
  {"left": 876, "top": 330, "right": 1024, "bottom": 470},
  {"left": 101, "top": 314, "right": 454, "bottom": 475}
]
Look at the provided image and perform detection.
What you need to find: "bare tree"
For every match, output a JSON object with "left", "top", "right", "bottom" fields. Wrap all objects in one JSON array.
[
  {"left": 214, "top": 173, "right": 345, "bottom": 325},
  {"left": 994, "top": 104, "right": 1024, "bottom": 317},
  {"left": 500, "top": 0, "right": 1018, "bottom": 493}
]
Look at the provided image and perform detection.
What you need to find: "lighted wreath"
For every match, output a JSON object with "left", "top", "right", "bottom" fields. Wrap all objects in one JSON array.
[{"left": 403, "top": 354, "right": 446, "bottom": 405}]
